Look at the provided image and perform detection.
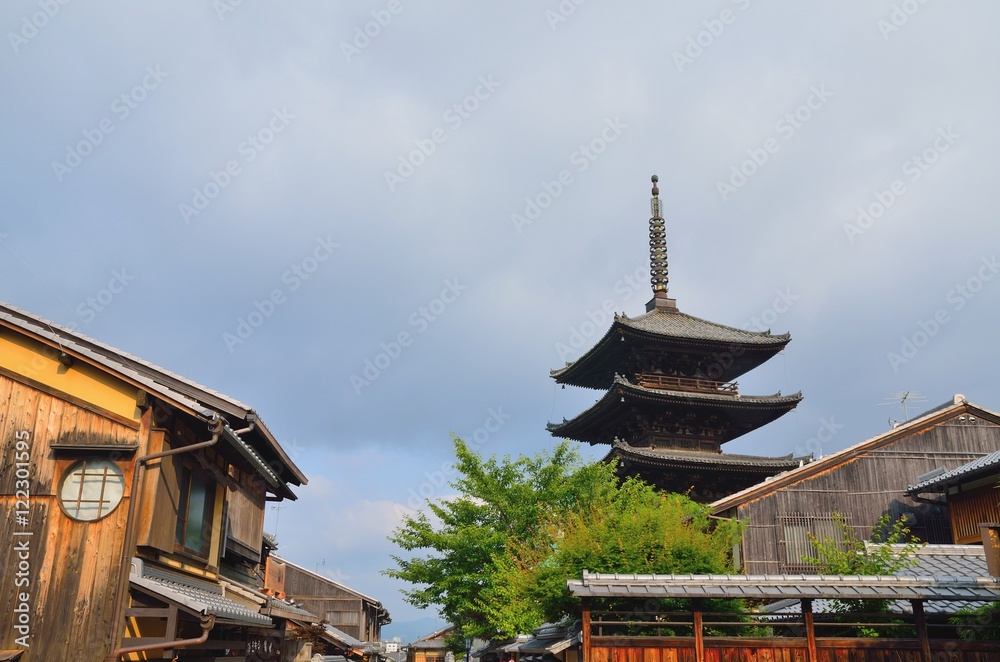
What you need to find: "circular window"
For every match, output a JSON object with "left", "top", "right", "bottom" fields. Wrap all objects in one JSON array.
[{"left": 59, "top": 458, "right": 125, "bottom": 521}]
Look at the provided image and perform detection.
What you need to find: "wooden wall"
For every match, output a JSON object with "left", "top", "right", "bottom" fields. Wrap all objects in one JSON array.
[
  {"left": 0, "top": 372, "right": 142, "bottom": 661},
  {"left": 280, "top": 561, "right": 371, "bottom": 641},
  {"left": 738, "top": 416, "right": 1000, "bottom": 574},
  {"left": 227, "top": 465, "right": 267, "bottom": 559},
  {"left": 950, "top": 484, "right": 1000, "bottom": 544},
  {"left": 588, "top": 636, "right": 1000, "bottom": 662}
]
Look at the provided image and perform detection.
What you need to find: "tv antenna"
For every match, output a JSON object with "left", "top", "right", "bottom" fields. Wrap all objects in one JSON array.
[
  {"left": 879, "top": 391, "right": 927, "bottom": 423},
  {"left": 271, "top": 504, "right": 286, "bottom": 538}
]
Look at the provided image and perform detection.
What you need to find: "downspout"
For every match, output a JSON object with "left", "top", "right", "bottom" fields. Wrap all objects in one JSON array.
[
  {"left": 114, "top": 615, "right": 216, "bottom": 658},
  {"left": 105, "top": 415, "right": 233, "bottom": 662}
]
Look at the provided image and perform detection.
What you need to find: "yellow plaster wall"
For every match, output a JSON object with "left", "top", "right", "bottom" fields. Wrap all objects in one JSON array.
[{"left": 0, "top": 331, "right": 140, "bottom": 421}]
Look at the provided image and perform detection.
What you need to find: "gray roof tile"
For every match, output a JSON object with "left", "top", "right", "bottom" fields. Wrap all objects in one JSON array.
[
  {"left": 906, "top": 450, "right": 1000, "bottom": 494},
  {"left": 607, "top": 440, "right": 808, "bottom": 469},
  {"left": 618, "top": 309, "right": 790, "bottom": 345},
  {"left": 130, "top": 559, "right": 272, "bottom": 627}
]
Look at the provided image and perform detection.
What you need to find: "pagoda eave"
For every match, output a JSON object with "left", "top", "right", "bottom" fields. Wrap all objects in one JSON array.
[
  {"left": 604, "top": 442, "right": 809, "bottom": 503},
  {"left": 547, "top": 377, "right": 802, "bottom": 445},
  {"left": 603, "top": 441, "right": 809, "bottom": 472},
  {"left": 551, "top": 312, "right": 791, "bottom": 390}
]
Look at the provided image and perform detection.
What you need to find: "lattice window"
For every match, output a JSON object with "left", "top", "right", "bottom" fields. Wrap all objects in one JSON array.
[
  {"left": 58, "top": 458, "right": 125, "bottom": 521},
  {"left": 778, "top": 514, "right": 848, "bottom": 573}
]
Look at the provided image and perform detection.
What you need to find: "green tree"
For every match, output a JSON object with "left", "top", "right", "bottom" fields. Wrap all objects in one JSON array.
[
  {"left": 385, "top": 438, "right": 617, "bottom": 642},
  {"left": 482, "top": 480, "right": 744, "bottom": 635},
  {"left": 385, "top": 438, "right": 745, "bottom": 640},
  {"left": 800, "top": 513, "right": 923, "bottom": 637}
]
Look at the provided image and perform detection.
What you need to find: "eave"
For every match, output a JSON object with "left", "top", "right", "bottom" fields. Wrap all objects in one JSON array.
[
  {"left": 551, "top": 310, "right": 790, "bottom": 390},
  {"left": 547, "top": 376, "right": 802, "bottom": 445}
]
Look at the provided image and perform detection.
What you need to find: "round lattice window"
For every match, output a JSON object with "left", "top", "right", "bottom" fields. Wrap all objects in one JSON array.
[{"left": 58, "top": 458, "right": 125, "bottom": 521}]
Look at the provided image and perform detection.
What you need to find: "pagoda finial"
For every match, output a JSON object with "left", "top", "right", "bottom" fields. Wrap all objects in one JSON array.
[
  {"left": 649, "top": 175, "right": 668, "bottom": 294},
  {"left": 646, "top": 175, "right": 676, "bottom": 312}
]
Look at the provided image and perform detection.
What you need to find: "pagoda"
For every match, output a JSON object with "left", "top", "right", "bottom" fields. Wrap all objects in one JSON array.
[{"left": 548, "top": 175, "right": 805, "bottom": 502}]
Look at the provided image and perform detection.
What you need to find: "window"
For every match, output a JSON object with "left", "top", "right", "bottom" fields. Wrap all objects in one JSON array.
[
  {"left": 58, "top": 458, "right": 125, "bottom": 521},
  {"left": 175, "top": 465, "right": 216, "bottom": 558},
  {"left": 779, "top": 514, "right": 847, "bottom": 572}
]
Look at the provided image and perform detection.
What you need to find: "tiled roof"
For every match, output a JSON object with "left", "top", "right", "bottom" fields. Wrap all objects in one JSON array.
[
  {"left": 473, "top": 635, "right": 530, "bottom": 657},
  {"left": 616, "top": 376, "right": 802, "bottom": 405},
  {"left": 764, "top": 597, "right": 974, "bottom": 616},
  {"left": 129, "top": 559, "right": 272, "bottom": 627},
  {"left": 893, "top": 544, "right": 989, "bottom": 578},
  {"left": 518, "top": 623, "right": 581, "bottom": 654},
  {"left": 322, "top": 624, "right": 366, "bottom": 649},
  {"left": 906, "top": 450, "right": 1000, "bottom": 494},
  {"left": 618, "top": 308, "right": 790, "bottom": 345},
  {"left": 567, "top": 570, "right": 1000, "bottom": 602},
  {"left": 266, "top": 595, "right": 320, "bottom": 621},
  {"left": 764, "top": 545, "right": 991, "bottom": 615},
  {"left": 0, "top": 301, "right": 306, "bottom": 489},
  {"left": 607, "top": 440, "right": 808, "bottom": 469},
  {"left": 548, "top": 376, "right": 801, "bottom": 444}
]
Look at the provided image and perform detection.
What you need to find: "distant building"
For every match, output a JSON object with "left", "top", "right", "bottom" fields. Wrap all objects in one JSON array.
[
  {"left": 0, "top": 302, "right": 307, "bottom": 660},
  {"left": 712, "top": 395, "right": 1000, "bottom": 573},
  {"left": 407, "top": 625, "right": 454, "bottom": 662},
  {"left": 548, "top": 176, "right": 804, "bottom": 501},
  {"left": 266, "top": 555, "right": 391, "bottom": 644}
]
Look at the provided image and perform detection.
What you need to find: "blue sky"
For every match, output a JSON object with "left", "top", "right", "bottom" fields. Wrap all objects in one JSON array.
[{"left": 2, "top": 0, "right": 999, "bottom": 642}]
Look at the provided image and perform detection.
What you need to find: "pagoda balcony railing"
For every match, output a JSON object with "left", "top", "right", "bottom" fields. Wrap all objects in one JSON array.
[{"left": 636, "top": 374, "right": 739, "bottom": 395}]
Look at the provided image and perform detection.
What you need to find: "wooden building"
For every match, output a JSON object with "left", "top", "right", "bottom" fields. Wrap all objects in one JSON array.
[
  {"left": 406, "top": 626, "right": 453, "bottom": 662},
  {"left": 548, "top": 176, "right": 804, "bottom": 502},
  {"left": 0, "top": 302, "right": 307, "bottom": 660},
  {"left": 712, "top": 395, "right": 1000, "bottom": 574},
  {"left": 907, "top": 449, "right": 1000, "bottom": 545},
  {"left": 265, "top": 555, "right": 390, "bottom": 644}
]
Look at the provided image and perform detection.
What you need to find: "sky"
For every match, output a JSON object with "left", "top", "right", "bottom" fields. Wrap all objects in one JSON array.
[{"left": 2, "top": 0, "right": 999, "bottom": 644}]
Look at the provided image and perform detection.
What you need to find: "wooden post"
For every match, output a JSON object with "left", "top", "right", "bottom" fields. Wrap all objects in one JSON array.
[
  {"left": 581, "top": 598, "right": 591, "bottom": 662},
  {"left": 801, "top": 599, "right": 817, "bottom": 662},
  {"left": 912, "top": 599, "right": 932, "bottom": 662},
  {"left": 693, "top": 604, "right": 704, "bottom": 662}
]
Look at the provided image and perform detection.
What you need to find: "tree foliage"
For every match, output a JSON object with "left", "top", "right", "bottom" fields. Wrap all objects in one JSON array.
[
  {"left": 481, "top": 479, "right": 743, "bottom": 635},
  {"left": 800, "top": 513, "right": 923, "bottom": 637},
  {"left": 385, "top": 438, "right": 744, "bottom": 640}
]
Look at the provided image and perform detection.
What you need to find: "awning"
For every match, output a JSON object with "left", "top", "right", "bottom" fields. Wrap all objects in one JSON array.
[{"left": 129, "top": 558, "right": 272, "bottom": 627}]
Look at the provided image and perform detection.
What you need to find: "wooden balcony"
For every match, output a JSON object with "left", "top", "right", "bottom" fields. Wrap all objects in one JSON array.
[{"left": 636, "top": 374, "right": 739, "bottom": 395}]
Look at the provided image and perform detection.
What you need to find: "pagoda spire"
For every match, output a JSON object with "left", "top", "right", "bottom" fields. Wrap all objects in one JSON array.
[{"left": 647, "top": 174, "right": 676, "bottom": 311}]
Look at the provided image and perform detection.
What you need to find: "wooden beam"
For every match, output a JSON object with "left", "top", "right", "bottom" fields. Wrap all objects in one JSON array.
[
  {"left": 581, "top": 598, "right": 591, "bottom": 662},
  {"left": 912, "top": 599, "right": 932, "bottom": 662},
  {"left": 801, "top": 599, "right": 817, "bottom": 662},
  {"left": 125, "top": 607, "right": 172, "bottom": 618},
  {"left": 161, "top": 603, "right": 179, "bottom": 660},
  {"left": 692, "top": 605, "right": 704, "bottom": 662}
]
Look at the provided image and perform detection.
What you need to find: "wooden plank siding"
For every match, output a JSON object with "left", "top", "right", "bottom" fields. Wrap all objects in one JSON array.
[
  {"left": 277, "top": 559, "right": 381, "bottom": 641},
  {"left": 736, "top": 417, "right": 1000, "bottom": 574},
  {"left": 949, "top": 485, "right": 1000, "bottom": 544},
  {"left": 589, "top": 637, "right": 1000, "bottom": 662},
  {"left": 0, "top": 373, "right": 144, "bottom": 660},
  {"left": 226, "top": 466, "right": 266, "bottom": 559}
]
